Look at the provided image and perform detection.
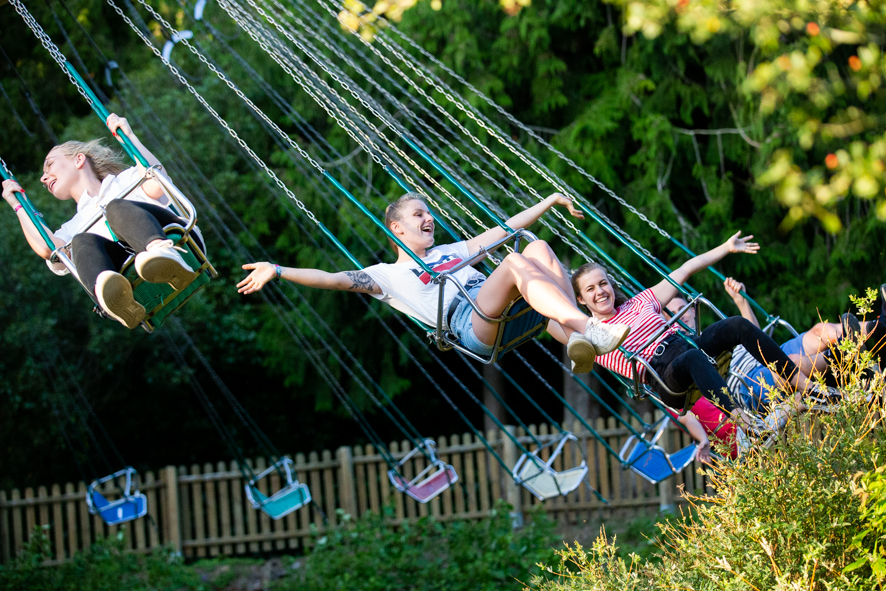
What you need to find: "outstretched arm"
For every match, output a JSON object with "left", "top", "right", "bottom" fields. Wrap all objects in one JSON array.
[
  {"left": 1, "top": 180, "right": 65, "bottom": 259},
  {"left": 237, "top": 261, "right": 382, "bottom": 295},
  {"left": 465, "top": 193, "right": 583, "bottom": 255},
  {"left": 723, "top": 277, "right": 760, "bottom": 328},
  {"left": 650, "top": 231, "right": 759, "bottom": 306}
]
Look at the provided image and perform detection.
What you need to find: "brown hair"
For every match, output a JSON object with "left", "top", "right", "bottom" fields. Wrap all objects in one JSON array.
[
  {"left": 50, "top": 139, "right": 126, "bottom": 181},
  {"left": 571, "top": 262, "right": 629, "bottom": 309},
  {"left": 383, "top": 192, "right": 426, "bottom": 252}
]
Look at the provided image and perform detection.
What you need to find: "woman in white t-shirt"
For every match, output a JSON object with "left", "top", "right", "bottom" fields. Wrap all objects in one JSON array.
[
  {"left": 238, "top": 192, "right": 631, "bottom": 371},
  {"left": 1, "top": 114, "right": 201, "bottom": 329},
  {"left": 570, "top": 232, "right": 824, "bottom": 417}
]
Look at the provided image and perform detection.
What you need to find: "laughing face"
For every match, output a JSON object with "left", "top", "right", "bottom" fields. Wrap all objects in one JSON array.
[
  {"left": 575, "top": 267, "right": 618, "bottom": 317},
  {"left": 390, "top": 198, "right": 435, "bottom": 253},
  {"left": 40, "top": 148, "right": 83, "bottom": 201}
]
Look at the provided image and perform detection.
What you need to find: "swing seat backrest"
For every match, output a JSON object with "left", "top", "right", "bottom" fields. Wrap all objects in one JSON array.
[
  {"left": 244, "top": 457, "right": 311, "bottom": 520},
  {"left": 388, "top": 462, "right": 459, "bottom": 503},
  {"left": 89, "top": 489, "right": 148, "bottom": 525}
]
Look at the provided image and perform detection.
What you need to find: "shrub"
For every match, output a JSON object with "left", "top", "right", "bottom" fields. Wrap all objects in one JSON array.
[
  {"left": 282, "top": 501, "right": 558, "bottom": 591},
  {"left": 526, "top": 309, "right": 886, "bottom": 591}
]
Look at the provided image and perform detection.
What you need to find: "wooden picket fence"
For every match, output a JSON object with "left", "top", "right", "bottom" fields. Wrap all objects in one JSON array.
[{"left": 0, "top": 417, "right": 709, "bottom": 565}]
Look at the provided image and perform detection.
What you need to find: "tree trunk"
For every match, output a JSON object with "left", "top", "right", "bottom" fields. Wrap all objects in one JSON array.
[
  {"left": 562, "top": 343, "right": 600, "bottom": 429},
  {"left": 482, "top": 363, "right": 506, "bottom": 432}
]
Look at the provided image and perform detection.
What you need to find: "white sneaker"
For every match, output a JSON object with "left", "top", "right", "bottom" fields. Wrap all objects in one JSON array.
[
  {"left": 95, "top": 271, "right": 145, "bottom": 329},
  {"left": 135, "top": 239, "right": 198, "bottom": 290},
  {"left": 567, "top": 332, "right": 596, "bottom": 374},
  {"left": 584, "top": 317, "right": 630, "bottom": 355}
]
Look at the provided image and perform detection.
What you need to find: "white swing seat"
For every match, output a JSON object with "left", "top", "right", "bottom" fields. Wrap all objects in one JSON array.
[{"left": 512, "top": 432, "right": 588, "bottom": 501}]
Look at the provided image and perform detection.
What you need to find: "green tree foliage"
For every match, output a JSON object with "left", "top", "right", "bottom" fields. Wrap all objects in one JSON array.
[{"left": 608, "top": 0, "right": 886, "bottom": 232}]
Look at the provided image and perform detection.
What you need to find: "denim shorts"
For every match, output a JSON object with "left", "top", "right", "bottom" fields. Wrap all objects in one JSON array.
[
  {"left": 738, "top": 331, "right": 808, "bottom": 410},
  {"left": 448, "top": 283, "right": 494, "bottom": 357}
]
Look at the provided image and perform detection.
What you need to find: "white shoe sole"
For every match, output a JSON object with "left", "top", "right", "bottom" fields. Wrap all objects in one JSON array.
[
  {"left": 591, "top": 323, "right": 630, "bottom": 355},
  {"left": 96, "top": 273, "right": 145, "bottom": 329},
  {"left": 136, "top": 252, "right": 199, "bottom": 290},
  {"left": 567, "top": 337, "right": 596, "bottom": 373}
]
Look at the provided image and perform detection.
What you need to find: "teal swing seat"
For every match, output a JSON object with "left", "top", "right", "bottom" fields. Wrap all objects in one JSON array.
[
  {"left": 512, "top": 433, "right": 588, "bottom": 501},
  {"left": 245, "top": 457, "right": 311, "bottom": 520},
  {"left": 86, "top": 467, "right": 147, "bottom": 526}
]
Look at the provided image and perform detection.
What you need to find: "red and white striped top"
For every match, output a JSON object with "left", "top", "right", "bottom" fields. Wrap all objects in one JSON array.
[{"left": 595, "top": 289, "right": 678, "bottom": 382}]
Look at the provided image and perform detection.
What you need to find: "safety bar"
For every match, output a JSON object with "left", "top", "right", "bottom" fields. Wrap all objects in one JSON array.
[
  {"left": 432, "top": 229, "right": 537, "bottom": 342},
  {"left": 763, "top": 315, "right": 801, "bottom": 339},
  {"left": 622, "top": 294, "right": 703, "bottom": 364}
]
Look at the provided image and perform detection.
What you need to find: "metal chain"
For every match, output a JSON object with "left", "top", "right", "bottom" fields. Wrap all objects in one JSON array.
[
  {"left": 8, "top": 0, "right": 97, "bottom": 110},
  {"left": 382, "top": 15, "right": 678, "bottom": 245},
  {"left": 109, "top": 0, "right": 330, "bottom": 230},
  {"left": 227, "top": 0, "right": 490, "bottom": 245}
]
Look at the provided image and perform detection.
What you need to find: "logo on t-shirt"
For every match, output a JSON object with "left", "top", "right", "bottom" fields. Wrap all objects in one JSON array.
[{"left": 411, "top": 254, "right": 463, "bottom": 285}]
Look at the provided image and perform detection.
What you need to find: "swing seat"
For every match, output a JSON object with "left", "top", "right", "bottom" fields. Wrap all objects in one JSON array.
[
  {"left": 621, "top": 439, "right": 697, "bottom": 484},
  {"left": 388, "top": 463, "right": 459, "bottom": 503},
  {"left": 387, "top": 439, "right": 459, "bottom": 503},
  {"left": 512, "top": 433, "right": 588, "bottom": 501},
  {"left": 86, "top": 467, "right": 148, "bottom": 525},
  {"left": 120, "top": 227, "right": 213, "bottom": 332},
  {"left": 244, "top": 457, "right": 311, "bottom": 520}
]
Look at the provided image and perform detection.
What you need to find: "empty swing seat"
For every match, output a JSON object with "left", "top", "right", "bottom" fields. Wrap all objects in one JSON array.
[
  {"left": 388, "top": 439, "right": 459, "bottom": 503},
  {"left": 512, "top": 433, "right": 588, "bottom": 501},
  {"left": 621, "top": 440, "right": 697, "bottom": 484},
  {"left": 245, "top": 457, "right": 311, "bottom": 520},
  {"left": 86, "top": 467, "right": 148, "bottom": 526}
]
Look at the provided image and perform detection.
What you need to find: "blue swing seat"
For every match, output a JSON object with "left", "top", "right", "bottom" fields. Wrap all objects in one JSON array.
[
  {"left": 619, "top": 417, "right": 698, "bottom": 484},
  {"left": 244, "top": 457, "right": 311, "bottom": 520},
  {"left": 86, "top": 467, "right": 148, "bottom": 525}
]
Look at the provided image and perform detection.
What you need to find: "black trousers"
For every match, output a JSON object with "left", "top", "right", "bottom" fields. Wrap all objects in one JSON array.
[
  {"left": 71, "top": 199, "right": 201, "bottom": 296},
  {"left": 648, "top": 316, "right": 800, "bottom": 412}
]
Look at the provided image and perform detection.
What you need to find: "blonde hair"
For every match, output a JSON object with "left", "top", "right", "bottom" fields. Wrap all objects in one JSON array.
[
  {"left": 50, "top": 139, "right": 126, "bottom": 181},
  {"left": 384, "top": 192, "right": 426, "bottom": 252}
]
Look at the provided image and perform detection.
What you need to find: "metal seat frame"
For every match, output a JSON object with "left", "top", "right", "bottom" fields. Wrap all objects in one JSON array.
[
  {"left": 430, "top": 229, "right": 547, "bottom": 365},
  {"left": 244, "top": 457, "right": 311, "bottom": 520},
  {"left": 47, "top": 165, "right": 218, "bottom": 332},
  {"left": 86, "top": 466, "right": 147, "bottom": 525},
  {"left": 387, "top": 439, "right": 458, "bottom": 503},
  {"left": 618, "top": 416, "right": 697, "bottom": 484},
  {"left": 512, "top": 432, "right": 588, "bottom": 501}
]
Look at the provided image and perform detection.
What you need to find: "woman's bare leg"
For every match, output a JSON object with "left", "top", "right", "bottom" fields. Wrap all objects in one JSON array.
[{"left": 471, "top": 248, "right": 588, "bottom": 346}]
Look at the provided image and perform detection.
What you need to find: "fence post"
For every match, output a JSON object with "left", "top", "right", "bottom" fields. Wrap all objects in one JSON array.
[
  {"left": 163, "top": 466, "right": 181, "bottom": 555},
  {"left": 658, "top": 418, "right": 676, "bottom": 513},
  {"left": 337, "top": 446, "right": 357, "bottom": 520},
  {"left": 501, "top": 425, "right": 523, "bottom": 528}
]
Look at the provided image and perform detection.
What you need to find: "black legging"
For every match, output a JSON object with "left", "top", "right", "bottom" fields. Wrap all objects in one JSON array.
[
  {"left": 71, "top": 199, "right": 202, "bottom": 296},
  {"left": 648, "top": 316, "right": 800, "bottom": 412}
]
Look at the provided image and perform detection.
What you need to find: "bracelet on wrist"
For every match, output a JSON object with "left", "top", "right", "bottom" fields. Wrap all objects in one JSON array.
[
  {"left": 274, "top": 264, "right": 282, "bottom": 281},
  {"left": 13, "top": 203, "right": 23, "bottom": 213}
]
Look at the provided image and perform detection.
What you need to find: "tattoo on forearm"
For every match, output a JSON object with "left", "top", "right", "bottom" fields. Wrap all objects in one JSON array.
[{"left": 344, "top": 271, "right": 377, "bottom": 293}]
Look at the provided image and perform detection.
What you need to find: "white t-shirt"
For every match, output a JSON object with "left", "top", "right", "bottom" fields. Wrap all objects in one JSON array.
[
  {"left": 47, "top": 166, "right": 201, "bottom": 276},
  {"left": 363, "top": 241, "right": 486, "bottom": 328}
]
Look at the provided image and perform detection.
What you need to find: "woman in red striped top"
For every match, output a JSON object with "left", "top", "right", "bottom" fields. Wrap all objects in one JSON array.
[{"left": 570, "top": 231, "right": 818, "bottom": 416}]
